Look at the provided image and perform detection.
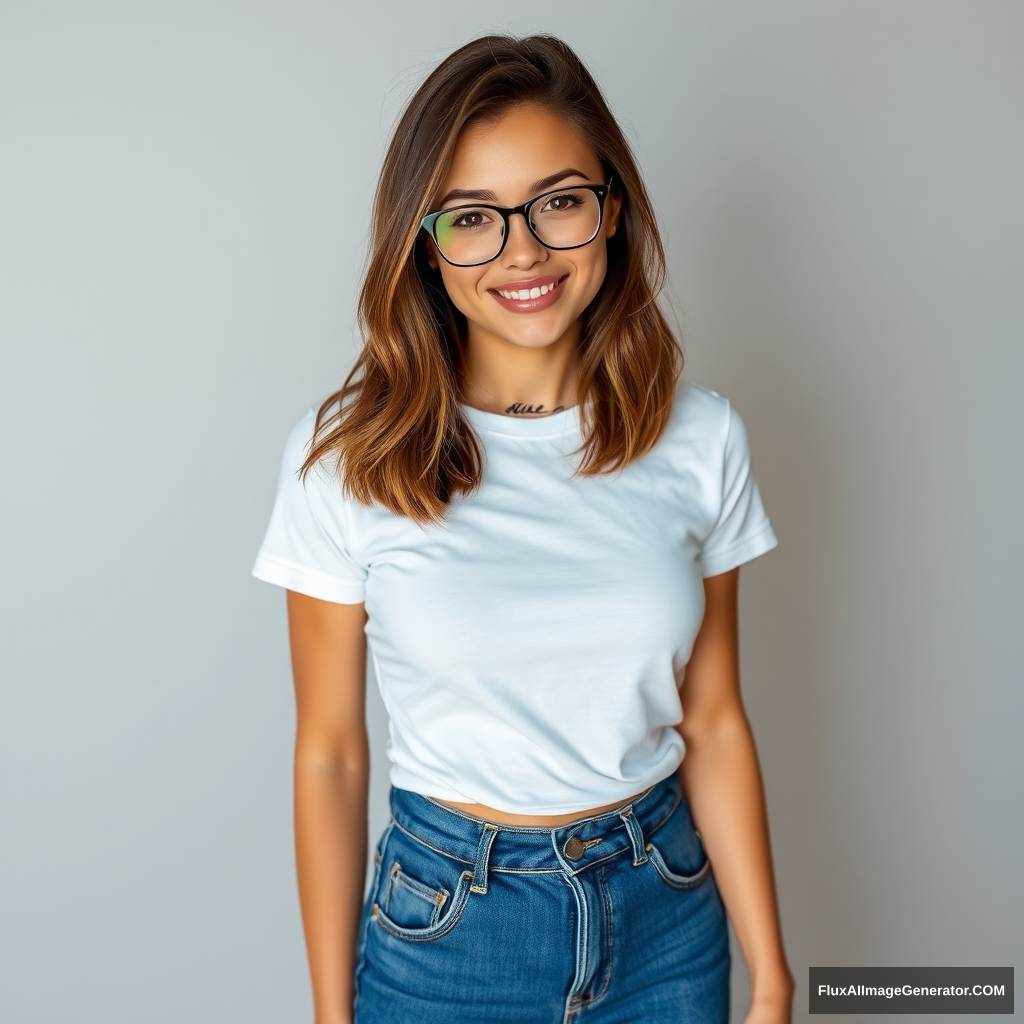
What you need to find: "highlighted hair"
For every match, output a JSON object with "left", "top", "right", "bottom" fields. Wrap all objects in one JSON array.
[{"left": 303, "top": 34, "right": 682, "bottom": 522}]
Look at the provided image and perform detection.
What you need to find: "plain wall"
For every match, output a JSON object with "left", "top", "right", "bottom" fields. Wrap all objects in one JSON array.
[{"left": 1, "top": 2, "right": 1021, "bottom": 1022}]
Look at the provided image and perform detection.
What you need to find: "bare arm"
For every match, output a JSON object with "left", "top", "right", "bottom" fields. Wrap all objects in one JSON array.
[
  {"left": 287, "top": 591, "right": 370, "bottom": 1024},
  {"left": 678, "top": 568, "right": 795, "bottom": 1023}
]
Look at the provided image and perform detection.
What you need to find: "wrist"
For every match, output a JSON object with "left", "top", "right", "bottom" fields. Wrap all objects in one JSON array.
[
  {"left": 313, "top": 1006, "right": 352, "bottom": 1024},
  {"left": 750, "top": 962, "right": 795, "bottom": 1002}
]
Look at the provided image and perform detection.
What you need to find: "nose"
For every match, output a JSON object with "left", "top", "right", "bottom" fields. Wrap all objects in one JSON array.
[{"left": 501, "top": 211, "right": 547, "bottom": 268}]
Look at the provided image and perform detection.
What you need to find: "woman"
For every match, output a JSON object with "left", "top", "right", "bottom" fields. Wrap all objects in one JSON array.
[{"left": 253, "top": 34, "right": 794, "bottom": 1024}]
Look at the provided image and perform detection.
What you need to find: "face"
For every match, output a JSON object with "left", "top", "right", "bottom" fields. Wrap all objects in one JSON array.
[{"left": 425, "top": 102, "right": 621, "bottom": 353}]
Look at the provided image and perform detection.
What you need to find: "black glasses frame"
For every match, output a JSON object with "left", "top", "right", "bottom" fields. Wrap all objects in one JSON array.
[{"left": 420, "top": 181, "right": 612, "bottom": 268}]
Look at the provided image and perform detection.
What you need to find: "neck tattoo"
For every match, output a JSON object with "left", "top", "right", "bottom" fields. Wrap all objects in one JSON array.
[{"left": 505, "top": 402, "right": 566, "bottom": 416}]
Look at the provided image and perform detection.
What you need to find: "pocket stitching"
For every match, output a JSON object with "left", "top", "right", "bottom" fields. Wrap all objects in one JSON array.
[
  {"left": 384, "top": 862, "right": 450, "bottom": 928},
  {"left": 645, "top": 841, "right": 713, "bottom": 890},
  {"left": 373, "top": 870, "right": 474, "bottom": 943}
]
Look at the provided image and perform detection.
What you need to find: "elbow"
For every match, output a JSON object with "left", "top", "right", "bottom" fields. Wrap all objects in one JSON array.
[
  {"left": 294, "top": 730, "right": 370, "bottom": 780},
  {"left": 678, "top": 703, "right": 751, "bottom": 751}
]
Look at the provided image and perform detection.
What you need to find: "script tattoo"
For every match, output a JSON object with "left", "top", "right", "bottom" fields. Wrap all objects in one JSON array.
[{"left": 505, "top": 403, "right": 566, "bottom": 416}]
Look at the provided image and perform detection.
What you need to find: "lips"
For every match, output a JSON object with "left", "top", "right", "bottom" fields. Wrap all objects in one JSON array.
[{"left": 487, "top": 273, "right": 568, "bottom": 313}]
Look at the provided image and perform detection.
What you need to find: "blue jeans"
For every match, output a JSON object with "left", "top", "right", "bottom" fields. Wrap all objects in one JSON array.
[{"left": 353, "top": 771, "right": 730, "bottom": 1023}]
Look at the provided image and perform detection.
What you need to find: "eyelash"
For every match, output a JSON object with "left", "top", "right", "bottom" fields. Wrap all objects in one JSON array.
[
  {"left": 543, "top": 192, "right": 585, "bottom": 209},
  {"left": 449, "top": 211, "right": 492, "bottom": 229}
]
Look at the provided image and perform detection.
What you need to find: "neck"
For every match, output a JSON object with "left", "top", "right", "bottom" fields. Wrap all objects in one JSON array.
[{"left": 461, "top": 320, "right": 581, "bottom": 416}]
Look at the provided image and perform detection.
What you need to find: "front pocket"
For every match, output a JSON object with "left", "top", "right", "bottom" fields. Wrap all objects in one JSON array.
[
  {"left": 373, "top": 868, "right": 474, "bottom": 942},
  {"left": 645, "top": 841, "right": 713, "bottom": 890},
  {"left": 382, "top": 862, "right": 450, "bottom": 930}
]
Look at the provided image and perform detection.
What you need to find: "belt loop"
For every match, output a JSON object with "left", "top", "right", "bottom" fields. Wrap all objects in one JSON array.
[
  {"left": 470, "top": 823, "right": 499, "bottom": 894},
  {"left": 619, "top": 805, "right": 648, "bottom": 866}
]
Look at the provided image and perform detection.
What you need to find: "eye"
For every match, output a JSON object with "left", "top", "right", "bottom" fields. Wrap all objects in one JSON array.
[
  {"left": 541, "top": 191, "right": 585, "bottom": 212},
  {"left": 444, "top": 208, "right": 494, "bottom": 230}
]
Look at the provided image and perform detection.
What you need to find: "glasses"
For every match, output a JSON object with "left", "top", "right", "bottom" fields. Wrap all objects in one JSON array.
[{"left": 420, "top": 181, "right": 612, "bottom": 268}]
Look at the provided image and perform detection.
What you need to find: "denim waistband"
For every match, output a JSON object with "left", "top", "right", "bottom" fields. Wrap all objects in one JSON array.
[{"left": 388, "top": 772, "right": 684, "bottom": 883}]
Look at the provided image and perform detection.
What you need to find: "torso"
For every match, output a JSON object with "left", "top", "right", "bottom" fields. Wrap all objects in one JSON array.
[{"left": 254, "top": 381, "right": 776, "bottom": 816}]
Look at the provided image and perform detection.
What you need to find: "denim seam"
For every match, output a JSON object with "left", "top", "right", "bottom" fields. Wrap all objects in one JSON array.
[
  {"left": 373, "top": 870, "right": 474, "bottom": 944},
  {"left": 354, "top": 820, "right": 394, "bottom": 994},
  {"left": 646, "top": 844, "right": 713, "bottom": 890},
  {"left": 392, "top": 824, "right": 637, "bottom": 875},
  {"left": 562, "top": 871, "right": 590, "bottom": 1023},
  {"left": 390, "top": 818, "right": 476, "bottom": 866},
  {"left": 644, "top": 784, "right": 685, "bottom": 842},
  {"left": 470, "top": 823, "right": 499, "bottom": 894},
  {"left": 587, "top": 866, "right": 615, "bottom": 1007},
  {"left": 619, "top": 806, "right": 650, "bottom": 867},
  {"left": 490, "top": 865, "right": 565, "bottom": 875},
  {"left": 386, "top": 862, "right": 450, "bottom": 927}
]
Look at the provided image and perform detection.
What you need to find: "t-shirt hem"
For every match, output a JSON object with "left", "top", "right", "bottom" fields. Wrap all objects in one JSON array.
[
  {"left": 699, "top": 524, "right": 779, "bottom": 578},
  {"left": 390, "top": 765, "right": 684, "bottom": 817},
  {"left": 251, "top": 553, "right": 366, "bottom": 604}
]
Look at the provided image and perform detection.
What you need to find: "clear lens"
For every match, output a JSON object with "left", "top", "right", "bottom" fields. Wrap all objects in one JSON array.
[
  {"left": 432, "top": 187, "right": 603, "bottom": 266},
  {"left": 530, "top": 189, "right": 602, "bottom": 249},
  {"left": 433, "top": 207, "right": 505, "bottom": 267}
]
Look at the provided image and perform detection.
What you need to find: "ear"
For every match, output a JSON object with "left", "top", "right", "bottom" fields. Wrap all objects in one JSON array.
[
  {"left": 605, "top": 191, "right": 623, "bottom": 239},
  {"left": 425, "top": 236, "right": 440, "bottom": 270}
]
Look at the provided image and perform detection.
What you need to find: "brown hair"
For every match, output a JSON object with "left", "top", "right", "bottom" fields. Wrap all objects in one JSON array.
[{"left": 303, "top": 34, "right": 682, "bottom": 522}]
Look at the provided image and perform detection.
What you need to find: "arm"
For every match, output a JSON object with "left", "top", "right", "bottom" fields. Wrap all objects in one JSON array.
[
  {"left": 678, "top": 568, "right": 795, "bottom": 1023},
  {"left": 287, "top": 591, "right": 370, "bottom": 1024}
]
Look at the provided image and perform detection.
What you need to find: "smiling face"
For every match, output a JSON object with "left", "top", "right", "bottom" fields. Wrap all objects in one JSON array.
[{"left": 426, "top": 102, "right": 621, "bottom": 359}]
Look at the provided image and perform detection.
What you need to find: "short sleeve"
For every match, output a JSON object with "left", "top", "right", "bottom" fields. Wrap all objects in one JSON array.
[
  {"left": 251, "top": 411, "right": 367, "bottom": 604},
  {"left": 698, "top": 403, "right": 778, "bottom": 578}
]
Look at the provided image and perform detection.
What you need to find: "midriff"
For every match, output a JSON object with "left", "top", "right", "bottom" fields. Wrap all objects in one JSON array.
[{"left": 433, "top": 793, "right": 644, "bottom": 827}]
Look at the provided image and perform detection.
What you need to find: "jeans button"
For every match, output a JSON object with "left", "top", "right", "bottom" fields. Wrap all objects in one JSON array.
[{"left": 563, "top": 836, "right": 586, "bottom": 860}]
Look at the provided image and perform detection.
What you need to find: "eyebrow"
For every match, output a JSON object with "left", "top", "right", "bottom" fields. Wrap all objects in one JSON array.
[{"left": 437, "top": 167, "right": 592, "bottom": 208}]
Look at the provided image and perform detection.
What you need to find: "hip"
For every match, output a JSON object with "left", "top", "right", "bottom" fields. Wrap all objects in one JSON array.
[{"left": 353, "top": 771, "right": 730, "bottom": 1022}]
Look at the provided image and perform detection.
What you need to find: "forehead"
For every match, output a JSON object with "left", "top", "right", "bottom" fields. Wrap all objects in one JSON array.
[{"left": 441, "top": 102, "right": 602, "bottom": 200}]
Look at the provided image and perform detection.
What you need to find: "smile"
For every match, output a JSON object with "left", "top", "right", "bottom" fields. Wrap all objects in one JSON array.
[
  {"left": 488, "top": 274, "right": 568, "bottom": 312},
  {"left": 496, "top": 281, "right": 557, "bottom": 300}
]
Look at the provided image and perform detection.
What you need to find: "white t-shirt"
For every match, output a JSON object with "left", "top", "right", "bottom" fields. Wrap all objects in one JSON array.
[{"left": 252, "top": 380, "right": 777, "bottom": 814}]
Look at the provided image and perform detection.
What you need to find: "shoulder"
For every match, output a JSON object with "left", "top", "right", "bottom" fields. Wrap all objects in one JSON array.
[
  {"left": 652, "top": 379, "right": 761, "bottom": 488},
  {"left": 276, "top": 407, "right": 341, "bottom": 490},
  {"left": 281, "top": 408, "right": 318, "bottom": 469},
  {"left": 663, "top": 378, "right": 734, "bottom": 447},
  {"left": 253, "top": 406, "right": 369, "bottom": 602}
]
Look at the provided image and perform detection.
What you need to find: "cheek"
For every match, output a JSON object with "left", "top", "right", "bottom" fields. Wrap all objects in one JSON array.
[
  {"left": 436, "top": 268, "right": 485, "bottom": 316},
  {"left": 575, "top": 244, "right": 610, "bottom": 304}
]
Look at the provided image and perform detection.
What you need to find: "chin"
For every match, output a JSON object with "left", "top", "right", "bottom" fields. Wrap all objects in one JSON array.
[
  {"left": 492, "top": 313, "right": 576, "bottom": 347},
  {"left": 500, "top": 328, "right": 570, "bottom": 350}
]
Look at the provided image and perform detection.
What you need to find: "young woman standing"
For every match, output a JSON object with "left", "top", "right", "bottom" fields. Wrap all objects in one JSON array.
[{"left": 254, "top": 34, "right": 794, "bottom": 1024}]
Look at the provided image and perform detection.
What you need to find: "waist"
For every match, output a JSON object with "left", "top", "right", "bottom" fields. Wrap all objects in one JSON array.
[
  {"left": 388, "top": 771, "right": 684, "bottom": 874},
  {"left": 430, "top": 792, "right": 651, "bottom": 827}
]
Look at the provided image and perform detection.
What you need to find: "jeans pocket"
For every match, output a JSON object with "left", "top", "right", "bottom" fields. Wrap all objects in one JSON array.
[
  {"left": 645, "top": 841, "right": 712, "bottom": 890},
  {"left": 373, "top": 868, "right": 473, "bottom": 942},
  {"left": 644, "top": 793, "right": 713, "bottom": 891},
  {"left": 383, "top": 862, "right": 450, "bottom": 929},
  {"left": 372, "top": 830, "right": 474, "bottom": 943}
]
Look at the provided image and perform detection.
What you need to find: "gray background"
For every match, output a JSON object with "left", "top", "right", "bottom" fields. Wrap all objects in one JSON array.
[{"left": 1, "top": 2, "right": 1020, "bottom": 1022}]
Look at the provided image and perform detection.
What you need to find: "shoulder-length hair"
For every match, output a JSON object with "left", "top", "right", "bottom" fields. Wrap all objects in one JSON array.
[{"left": 303, "top": 34, "right": 682, "bottom": 522}]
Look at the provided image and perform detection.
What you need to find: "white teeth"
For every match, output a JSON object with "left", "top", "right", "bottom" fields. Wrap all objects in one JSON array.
[{"left": 497, "top": 281, "right": 557, "bottom": 300}]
